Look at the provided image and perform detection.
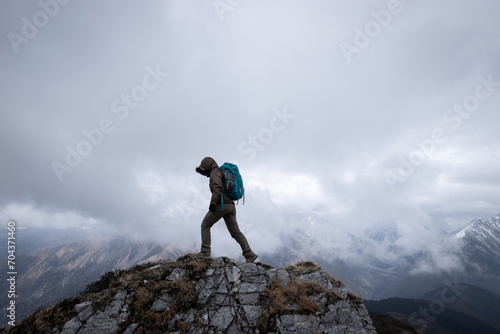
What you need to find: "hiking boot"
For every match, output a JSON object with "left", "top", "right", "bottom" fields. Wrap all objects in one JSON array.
[
  {"left": 244, "top": 251, "right": 258, "bottom": 263},
  {"left": 196, "top": 251, "right": 211, "bottom": 259}
]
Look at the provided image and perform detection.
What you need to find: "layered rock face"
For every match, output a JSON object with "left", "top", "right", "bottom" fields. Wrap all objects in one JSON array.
[{"left": 7, "top": 254, "right": 376, "bottom": 334}]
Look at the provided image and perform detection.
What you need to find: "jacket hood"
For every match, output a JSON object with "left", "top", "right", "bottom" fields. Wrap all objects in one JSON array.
[{"left": 198, "top": 157, "right": 218, "bottom": 171}]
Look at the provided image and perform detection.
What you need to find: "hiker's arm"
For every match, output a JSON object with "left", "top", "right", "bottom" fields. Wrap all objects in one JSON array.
[{"left": 210, "top": 168, "right": 224, "bottom": 206}]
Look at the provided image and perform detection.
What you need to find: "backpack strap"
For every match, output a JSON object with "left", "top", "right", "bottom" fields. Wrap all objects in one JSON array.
[
  {"left": 211, "top": 168, "right": 225, "bottom": 212},
  {"left": 220, "top": 168, "right": 224, "bottom": 211}
]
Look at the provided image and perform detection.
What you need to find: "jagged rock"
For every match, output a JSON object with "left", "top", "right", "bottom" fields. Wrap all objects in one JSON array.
[
  {"left": 74, "top": 301, "right": 93, "bottom": 321},
  {"left": 122, "top": 323, "right": 138, "bottom": 334},
  {"left": 168, "top": 267, "right": 187, "bottom": 281},
  {"left": 150, "top": 293, "right": 173, "bottom": 312},
  {"left": 7, "top": 255, "right": 377, "bottom": 334},
  {"left": 60, "top": 317, "right": 81, "bottom": 334}
]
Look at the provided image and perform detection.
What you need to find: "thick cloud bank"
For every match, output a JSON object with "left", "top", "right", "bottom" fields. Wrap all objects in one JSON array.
[{"left": 1, "top": 0, "right": 499, "bottom": 274}]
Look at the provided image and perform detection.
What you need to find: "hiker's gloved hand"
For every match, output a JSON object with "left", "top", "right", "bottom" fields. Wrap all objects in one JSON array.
[{"left": 209, "top": 204, "right": 216, "bottom": 212}]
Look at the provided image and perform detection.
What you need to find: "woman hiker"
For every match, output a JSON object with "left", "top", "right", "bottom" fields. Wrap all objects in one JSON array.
[{"left": 195, "top": 157, "right": 258, "bottom": 263}]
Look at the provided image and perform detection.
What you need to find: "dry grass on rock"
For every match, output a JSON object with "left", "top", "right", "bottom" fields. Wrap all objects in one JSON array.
[{"left": 258, "top": 276, "right": 326, "bottom": 332}]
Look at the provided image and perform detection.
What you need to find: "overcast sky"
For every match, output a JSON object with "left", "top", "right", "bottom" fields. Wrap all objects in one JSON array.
[{"left": 1, "top": 0, "right": 499, "bottom": 271}]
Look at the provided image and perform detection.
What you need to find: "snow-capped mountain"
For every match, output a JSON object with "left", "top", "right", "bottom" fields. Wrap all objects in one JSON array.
[
  {"left": 455, "top": 213, "right": 500, "bottom": 261},
  {"left": 454, "top": 213, "right": 500, "bottom": 293},
  {"left": 263, "top": 212, "right": 500, "bottom": 300}
]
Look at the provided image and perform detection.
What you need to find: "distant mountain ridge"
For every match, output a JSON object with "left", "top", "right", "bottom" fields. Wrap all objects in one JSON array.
[
  {"left": 2, "top": 212, "right": 500, "bottom": 329},
  {"left": 269, "top": 212, "right": 500, "bottom": 299},
  {"left": 455, "top": 213, "right": 500, "bottom": 241},
  {"left": 456, "top": 213, "right": 500, "bottom": 274},
  {"left": 0, "top": 226, "right": 99, "bottom": 255},
  {"left": 0, "top": 237, "right": 184, "bottom": 328},
  {"left": 364, "top": 213, "right": 500, "bottom": 333}
]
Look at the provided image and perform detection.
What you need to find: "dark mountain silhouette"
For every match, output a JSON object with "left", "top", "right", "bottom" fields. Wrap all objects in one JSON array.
[
  {"left": 369, "top": 313, "right": 423, "bottom": 334},
  {"left": 420, "top": 284, "right": 500, "bottom": 332},
  {"left": 365, "top": 284, "right": 500, "bottom": 334}
]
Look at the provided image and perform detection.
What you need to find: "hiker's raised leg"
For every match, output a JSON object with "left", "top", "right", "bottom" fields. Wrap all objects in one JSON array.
[{"left": 223, "top": 204, "right": 251, "bottom": 254}]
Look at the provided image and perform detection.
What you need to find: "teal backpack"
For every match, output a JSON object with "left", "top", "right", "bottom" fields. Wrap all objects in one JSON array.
[{"left": 217, "top": 162, "right": 245, "bottom": 210}]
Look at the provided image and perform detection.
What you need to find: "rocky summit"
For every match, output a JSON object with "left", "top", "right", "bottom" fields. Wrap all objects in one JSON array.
[{"left": 6, "top": 254, "right": 376, "bottom": 334}]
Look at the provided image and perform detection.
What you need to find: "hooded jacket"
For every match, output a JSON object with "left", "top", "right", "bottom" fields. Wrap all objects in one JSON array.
[{"left": 198, "top": 157, "right": 234, "bottom": 207}]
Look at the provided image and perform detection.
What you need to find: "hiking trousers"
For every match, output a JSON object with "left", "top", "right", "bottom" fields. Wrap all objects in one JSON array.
[{"left": 201, "top": 204, "right": 251, "bottom": 256}]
